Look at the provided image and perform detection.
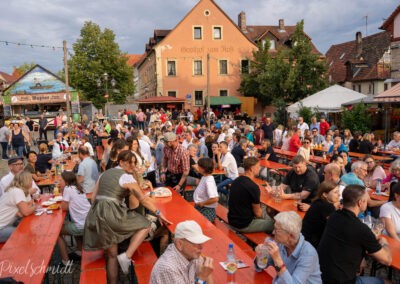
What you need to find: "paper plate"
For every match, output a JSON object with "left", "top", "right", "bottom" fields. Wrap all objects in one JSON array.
[{"left": 42, "top": 201, "right": 56, "bottom": 206}]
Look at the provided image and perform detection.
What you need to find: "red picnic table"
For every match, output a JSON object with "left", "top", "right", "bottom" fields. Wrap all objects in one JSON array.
[
  {"left": 0, "top": 197, "right": 66, "bottom": 283},
  {"left": 381, "top": 235, "right": 400, "bottom": 271},
  {"left": 153, "top": 188, "right": 273, "bottom": 283},
  {"left": 273, "top": 148, "right": 330, "bottom": 165},
  {"left": 348, "top": 152, "right": 393, "bottom": 162},
  {"left": 259, "top": 160, "right": 292, "bottom": 171},
  {"left": 377, "top": 149, "right": 400, "bottom": 156}
]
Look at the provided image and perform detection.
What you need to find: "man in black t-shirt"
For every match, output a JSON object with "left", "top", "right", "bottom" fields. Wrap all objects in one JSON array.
[
  {"left": 318, "top": 185, "right": 392, "bottom": 284},
  {"left": 261, "top": 117, "right": 274, "bottom": 141},
  {"left": 277, "top": 155, "right": 319, "bottom": 204},
  {"left": 231, "top": 138, "right": 248, "bottom": 168},
  {"left": 228, "top": 157, "right": 274, "bottom": 233}
]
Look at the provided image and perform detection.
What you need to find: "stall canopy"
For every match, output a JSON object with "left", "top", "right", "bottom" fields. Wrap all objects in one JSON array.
[
  {"left": 287, "top": 85, "right": 367, "bottom": 114},
  {"left": 374, "top": 83, "right": 400, "bottom": 102},
  {"left": 209, "top": 96, "right": 241, "bottom": 105}
]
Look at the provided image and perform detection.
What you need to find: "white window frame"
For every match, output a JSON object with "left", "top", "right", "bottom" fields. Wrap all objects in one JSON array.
[
  {"left": 194, "top": 90, "right": 204, "bottom": 106},
  {"left": 193, "top": 26, "right": 203, "bottom": 40},
  {"left": 213, "top": 26, "right": 222, "bottom": 40},
  {"left": 193, "top": 59, "right": 203, "bottom": 76},
  {"left": 219, "top": 89, "right": 228, "bottom": 96},
  {"left": 167, "top": 90, "right": 177, "bottom": 97},
  {"left": 166, "top": 60, "right": 177, "bottom": 76}
]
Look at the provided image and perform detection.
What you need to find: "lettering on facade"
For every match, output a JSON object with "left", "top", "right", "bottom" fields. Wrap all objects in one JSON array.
[
  {"left": 181, "top": 46, "right": 234, "bottom": 53},
  {"left": 10, "top": 93, "right": 66, "bottom": 105}
]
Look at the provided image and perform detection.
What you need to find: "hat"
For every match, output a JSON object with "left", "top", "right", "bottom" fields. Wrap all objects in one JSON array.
[
  {"left": 174, "top": 220, "right": 211, "bottom": 244},
  {"left": 8, "top": 156, "right": 24, "bottom": 165},
  {"left": 164, "top": 132, "right": 177, "bottom": 142}
]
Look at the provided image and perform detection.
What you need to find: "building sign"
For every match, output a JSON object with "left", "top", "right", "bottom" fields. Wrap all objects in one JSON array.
[
  {"left": 7, "top": 93, "right": 67, "bottom": 105},
  {"left": 186, "top": 94, "right": 192, "bottom": 101}
]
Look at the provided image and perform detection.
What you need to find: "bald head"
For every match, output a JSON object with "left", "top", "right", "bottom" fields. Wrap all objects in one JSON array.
[{"left": 324, "top": 163, "right": 341, "bottom": 181}]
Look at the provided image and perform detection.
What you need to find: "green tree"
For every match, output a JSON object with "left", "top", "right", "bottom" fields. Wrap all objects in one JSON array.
[
  {"left": 68, "top": 21, "right": 134, "bottom": 107},
  {"left": 15, "top": 62, "right": 36, "bottom": 75},
  {"left": 239, "top": 20, "right": 328, "bottom": 111},
  {"left": 341, "top": 103, "right": 371, "bottom": 133}
]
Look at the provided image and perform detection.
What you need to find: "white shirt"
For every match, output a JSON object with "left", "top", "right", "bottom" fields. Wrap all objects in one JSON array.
[
  {"left": 182, "top": 139, "right": 191, "bottom": 149},
  {"left": 221, "top": 152, "right": 239, "bottom": 180},
  {"left": 297, "top": 122, "right": 309, "bottom": 138},
  {"left": 387, "top": 140, "right": 400, "bottom": 150},
  {"left": 217, "top": 133, "right": 226, "bottom": 143},
  {"left": 84, "top": 141, "right": 95, "bottom": 157},
  {"left": 228, "top": 128, "right": 235, "bottom": 136},
  {"left": 0, "top": 187, "right": 31, "bottom": 230},
  {"left": 380, "top": 201, "right": 400, "bottom": 238},
  {"left": 52, "top": 139, "right": 69, "bottom": 159},
  {"left": 0, "top": 126, "right": 10, "bottom": 142},
  {"left": 0, "top": 172, "right": 40, "bottom": 197},
  {"left": 62, "top": 185, "right": 91, "bottom": 229},
  {"left": 139, "top": 139, "right": 155, "bottom": 172},
  {"left": 193, "top": 175, "right": 219, "bottom": 208}
]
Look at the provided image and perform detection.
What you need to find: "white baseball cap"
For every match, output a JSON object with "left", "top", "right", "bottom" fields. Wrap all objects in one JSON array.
[{"left": 174, "top": 220, "right": 211, "bottom": 244}]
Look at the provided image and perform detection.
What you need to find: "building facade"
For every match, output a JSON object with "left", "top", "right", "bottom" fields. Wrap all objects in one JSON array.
[
  {"left": 326, "top": 31, "right": 391, "bottom": 95},
  {"left": 136, "top": 0, "right": 320, "bottom": 114}
]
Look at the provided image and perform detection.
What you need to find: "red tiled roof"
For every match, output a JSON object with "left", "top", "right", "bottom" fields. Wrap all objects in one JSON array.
[
  {"left": 326, "top": 31, "right": 391, "bottom": 83},
  {"left": 380, "top": 5, "right": 400, "bottom": 30},
  {"left": 0, "top": 71, "right": 17, "bottom": 83},
  {"left": 137, "top": 96, "right": 185, "bottom": 103},
  {"left": 126, "top": 54, "right": 143, "bottom": 67}
]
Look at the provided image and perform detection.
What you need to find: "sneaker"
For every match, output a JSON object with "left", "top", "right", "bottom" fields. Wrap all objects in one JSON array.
[{"left": 117, "top": 253, "right": 132, "bottom": 274}]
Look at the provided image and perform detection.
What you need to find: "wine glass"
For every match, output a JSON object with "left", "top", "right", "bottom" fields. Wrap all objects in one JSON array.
[{"left": 372, "top": 220, "right": 384, "bottom": 237}]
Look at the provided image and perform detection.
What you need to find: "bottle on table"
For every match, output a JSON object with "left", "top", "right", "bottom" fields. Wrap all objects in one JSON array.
[
  {"left": 365, "top": 211, "right": 373, "bottom": 229},
  {"left": 376, "top": 178, "right": 381, "bottom": 195},
  {"left": 226, "top": 243, "right": 237, "bottom": 284},
  {"left": 256, "top": 238, "right": 271, "bottom": 269},
  {"left": 359, "top": 212, "right": 365, "bottom": 224}
]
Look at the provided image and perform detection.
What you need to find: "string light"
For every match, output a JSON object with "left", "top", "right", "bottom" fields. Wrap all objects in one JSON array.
[{"left": 0, "top": 40, "right": 65, "bottom": 51}]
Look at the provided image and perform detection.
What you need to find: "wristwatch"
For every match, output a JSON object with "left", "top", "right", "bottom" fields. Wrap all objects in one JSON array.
[{"left": 274, "top": 263, "right": 286, "bottom": 272}]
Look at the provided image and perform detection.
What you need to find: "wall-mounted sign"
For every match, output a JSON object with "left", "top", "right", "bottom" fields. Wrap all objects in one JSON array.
[{"left": 6, "top": 93, "right": 67, "bottom": 105}]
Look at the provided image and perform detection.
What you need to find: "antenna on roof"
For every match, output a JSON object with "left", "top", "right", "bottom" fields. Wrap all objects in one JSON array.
[{"left": 363, "top": 15, "right": 368, "bottom": 36}]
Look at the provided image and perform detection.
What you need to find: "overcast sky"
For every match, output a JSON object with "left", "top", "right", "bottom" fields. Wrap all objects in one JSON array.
[{"left": 0, "top": 0, "right": 397, "bottom": 74}]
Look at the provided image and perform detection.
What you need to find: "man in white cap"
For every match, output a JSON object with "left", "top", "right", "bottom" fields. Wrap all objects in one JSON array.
[
  {"left": 150, "top": 220, "right": 214, "bottom": 284},
  {"left": 160, "top": 132, "right": 190, "bottom": 192}
]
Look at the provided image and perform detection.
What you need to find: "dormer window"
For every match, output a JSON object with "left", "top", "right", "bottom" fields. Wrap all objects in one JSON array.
[{"left": 269, "top": 39, "right": 276, "bottom": 50}]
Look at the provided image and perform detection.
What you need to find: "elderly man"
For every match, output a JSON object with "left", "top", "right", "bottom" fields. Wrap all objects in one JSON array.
[
  {"left": 318, "top": 185, "right": 392, "bottom": 284},
  {"left": 297, "top": 116, "right": 309, "bottom": 139},
  {"left": 261, "top": 117, "right": 274, "bottom": 141},
  {"left": 0, "top": 156, "right": 39, "bottom": 197},
  {"left": 255, "top": 211, "right": 322, "bottom": 283},
  {"left": 311, "top": 127, "right": 324, "bottom": 145},
  {"left": 328, "top": 136, "right": 348, "bottom": 155},
  {"left": 276, "top": 155, "right": 320, "bottom": 204},
  {"left": 228, "top": 157, "right": 274, "bottom": 233},
  {"left": 50, "top": 132, "right": 69, "bottom": 159},
  {"left": 77, "top": 146, "right": 99, "bottom": 193},
  {"left": 150, "top": 220, "right": 214, "bottom": 284},
  {"left": 161, "top": 132, "right": 190, "bottom": 192},
  {"left": 38, "top": 113, "right": 48, "bottom": 141},
  {"left": 387, "top": 131, "right": 400, "bottom": 150}
]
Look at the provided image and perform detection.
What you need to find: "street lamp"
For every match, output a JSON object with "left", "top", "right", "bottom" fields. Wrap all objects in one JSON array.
[{"left": 96, "top": 72, "right": 116, "bottom": 117}]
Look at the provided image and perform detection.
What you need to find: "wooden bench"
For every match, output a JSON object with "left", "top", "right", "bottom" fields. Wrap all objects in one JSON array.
[
  {"left": 80, "top": 242, "right": 158, "bottom": 284},
  {"left": 0, "top": 242, "right": 4, "bottom": 250}
]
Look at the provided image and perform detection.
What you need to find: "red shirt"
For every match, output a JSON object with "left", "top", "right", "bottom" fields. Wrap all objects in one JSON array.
[
  {"left": 176, "top": 124, "right": 183, "bottom": 135},
  {"left": 289, "top": 134, "right": 302, "bottom": 152},
  {"left": 160, "top": 113, "right": 167, "bottom": 124},
  {"left": 320, "top": 121, "right": 330, "bottom": 136}
]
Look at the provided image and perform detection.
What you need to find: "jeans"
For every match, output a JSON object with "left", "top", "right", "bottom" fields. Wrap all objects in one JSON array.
[
  {"left": 14, "top": 145, "right": 24, "bottom": 157},
  {"left": 0, "top": 142, "right": 8, "bottom": 159},
  {"left": 138, "top": 121, "right": 145, "bottom": 130},
  {"left": 217, "top": 178, "right": 233, "bottom": 195},
  {"left": 39, "top": 128, "right": 47, "bottom": 140},
  {"left": 356, "top": 276, "right": 384, "bottom": 284},
  {"left": 0, "top": 226, "right": 16, "bottom": 242}
]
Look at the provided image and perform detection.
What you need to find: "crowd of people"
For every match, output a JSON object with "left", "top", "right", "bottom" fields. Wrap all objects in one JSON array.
[{"left": 0, "top": 107, "right": 400, "bottom": 283}]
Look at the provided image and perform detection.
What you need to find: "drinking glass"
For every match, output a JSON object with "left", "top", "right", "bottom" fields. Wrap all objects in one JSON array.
[{"left": 372, "top": 220, "right": 384, "bottom": 237}]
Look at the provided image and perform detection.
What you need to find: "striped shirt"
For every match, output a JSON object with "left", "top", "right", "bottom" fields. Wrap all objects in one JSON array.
[{"left": 163, "top": 144, "right": 190, "bottom": 174}]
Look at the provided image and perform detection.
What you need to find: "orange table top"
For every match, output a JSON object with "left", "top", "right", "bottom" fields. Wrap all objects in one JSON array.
[
  {"left": 348, "top": 152, "right": 392, "bottom": 162},
  {"left": 381, "top": 235, "right": 400, "bottom": 271},
  {"left": 377, "top": 149, "right": 400, "bottom": 156},
  {"left": 367, "top": 189, "right": 389, "bottom": 202},
  {"left": 0, "top": 198, "right": 66, "bottom": 283},
  {"left": 259, "top": 160, "right": 292, "bottom": 171},
  {"left": 212, "top": 169, "right": 226, "bottom": 175},
  {"left": 274, "top": 148, "right": 330, "bottom": 165},
  {"left": 153, "top": 189, "right": 272, "bottom": 283}
]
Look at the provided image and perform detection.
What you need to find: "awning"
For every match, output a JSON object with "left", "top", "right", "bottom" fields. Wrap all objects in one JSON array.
[
  {"left": 209, "top": 96, "right": 242, "bottom": 105},
  {"left": 374, "top": 83, "right": 400, "bottom": 103}
]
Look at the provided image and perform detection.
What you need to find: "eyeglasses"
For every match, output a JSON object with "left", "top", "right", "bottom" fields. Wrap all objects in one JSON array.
[
  {"left": 303, "top": 141, "right": 310, "bottom": 144},
  {"left": 11, "top": 163, "right": 24, "bottom": 166}
]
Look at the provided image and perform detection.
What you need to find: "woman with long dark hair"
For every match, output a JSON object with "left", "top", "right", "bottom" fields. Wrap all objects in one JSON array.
[{"left": 380, "top": 183, "right": 400, "bottom": 241}]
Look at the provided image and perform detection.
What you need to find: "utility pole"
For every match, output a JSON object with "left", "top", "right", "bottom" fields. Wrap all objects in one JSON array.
[
  {"left": 207, "top": 53, "right": 210, "bottom": 128},
  {"left": 63, "top": 40, "right": 72, "bottom": 136}
]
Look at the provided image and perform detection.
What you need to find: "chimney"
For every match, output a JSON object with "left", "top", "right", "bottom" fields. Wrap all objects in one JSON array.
[
  {"left": 279, "top": 19, "right": 285, "bottom": 31},
  {"left": 356, "top": 31, "right": 362, "bottom": 58},
  {"left": 238, "top": 11, "right": 247, "bottom": 33}
]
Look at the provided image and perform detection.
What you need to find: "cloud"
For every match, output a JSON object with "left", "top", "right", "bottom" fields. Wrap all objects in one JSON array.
[{"left": 0, "top": 0, "right": 397, "bottom": 74}]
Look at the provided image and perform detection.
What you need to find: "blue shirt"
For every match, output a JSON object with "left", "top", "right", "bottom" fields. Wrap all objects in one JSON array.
[
  {"left": 340, "top": 172, "right": 364, "bottom": 186},
  {"left": 328, "top": 144, "right": 348, "bottom": 154},
  {"left": 310, "top": 123, "right": 320, "bottom": 133},
  {"left": 256, "top": 235, "right": 322, "bottom": 284}
]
